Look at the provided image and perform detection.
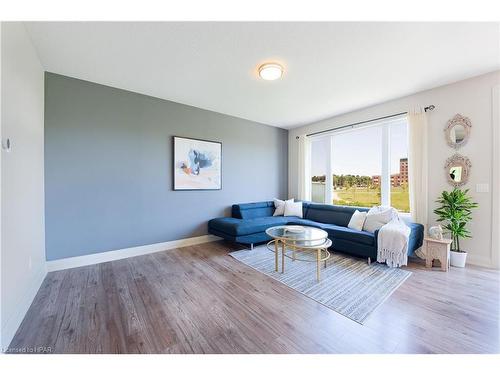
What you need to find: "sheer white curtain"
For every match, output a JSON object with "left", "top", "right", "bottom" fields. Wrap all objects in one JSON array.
[
  {"left": 407, "top": 107, "right": 428, "bottom": 257},
  {"left": 297, "top": 135, "right": 311, "bottom": 201}
]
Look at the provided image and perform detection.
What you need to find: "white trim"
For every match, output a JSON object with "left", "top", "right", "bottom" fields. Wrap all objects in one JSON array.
[
  {"left": 381, "top": 124, "right": 390, "bottom": 206},
  {"left": 325, "top": 137, "right": 333, "bottom": 204},
  {"left": 46, "top": 234, "right": 221, "bottom": 272},
  {"left": 307, "top": 113, "right": 407, "bottom": 140},
  {"left": 0, "top": 22, "right": 3, "bottom": 352},
  {"left": 491, "top": 85, "right": 500, "bottom": 269},
  {"left": 467, "top": 253, "right": 495, "bottom": 269},
  {"left": 1, "top": 265, "right": 47, "bottom": 349}
]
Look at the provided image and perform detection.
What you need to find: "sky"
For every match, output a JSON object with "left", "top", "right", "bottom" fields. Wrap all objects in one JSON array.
[{"left": 311, "top": 119, "right": 408, "bottom": 177}]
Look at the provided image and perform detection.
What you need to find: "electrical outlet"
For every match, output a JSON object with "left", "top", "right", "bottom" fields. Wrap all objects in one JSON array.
[{"left": 28, "top": 256, "right": 32, "bottom": 270}]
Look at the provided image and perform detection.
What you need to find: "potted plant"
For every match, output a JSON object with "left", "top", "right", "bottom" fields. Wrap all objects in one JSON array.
[{"left": 433, "top": 188, "right": 478, "bottom": 267}]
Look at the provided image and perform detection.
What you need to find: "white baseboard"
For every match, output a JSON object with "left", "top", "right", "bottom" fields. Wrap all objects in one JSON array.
[
  {"left": 46, "top": 234, "right": 221, "bottom": 272},
  {"left": 1, "top": 265, "right": 47, "bottom": 350},
  {"left": 467, "top": 253, "right": 495, "bottom": 269}
]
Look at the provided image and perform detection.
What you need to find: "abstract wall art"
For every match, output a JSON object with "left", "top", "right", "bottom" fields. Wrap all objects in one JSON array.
[{"left": 173, "top": 136, "right": 222, "bottom": 190}]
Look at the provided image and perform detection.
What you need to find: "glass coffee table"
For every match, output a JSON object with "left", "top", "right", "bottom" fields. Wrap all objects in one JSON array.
[{"left": 265, "top": 225, "right": 332, "bottom": 281}]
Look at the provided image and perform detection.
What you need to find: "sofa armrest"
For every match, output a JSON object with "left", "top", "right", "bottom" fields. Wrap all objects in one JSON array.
[
  {"left": 231, "top": 204, "right": 242, "bottom": 219},
  {"left": 374, "top": 222, "right": 424, "bottom": 255},
  {"left": 407, "top": 222, "right": 424, "bottom": 240},
  {"left": 407, "top": 222, "right": 424, "bottom": 252}
]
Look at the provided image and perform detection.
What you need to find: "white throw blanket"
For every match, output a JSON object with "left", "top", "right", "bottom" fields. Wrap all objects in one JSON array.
[{"left": 377, "top": 216, "right": 411, "bottom": 268}]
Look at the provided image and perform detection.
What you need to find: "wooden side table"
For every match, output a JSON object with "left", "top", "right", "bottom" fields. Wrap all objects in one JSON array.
[{"left": 424, "top": 237, "right": 453, "bottom": 271}]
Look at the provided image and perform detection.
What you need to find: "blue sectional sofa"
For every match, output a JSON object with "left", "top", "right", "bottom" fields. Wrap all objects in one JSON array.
[{"left": 208, "top": 201, "right": 424, "bottom": 261}]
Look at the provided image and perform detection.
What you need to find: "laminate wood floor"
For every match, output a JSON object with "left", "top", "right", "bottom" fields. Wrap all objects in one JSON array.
[{"left": 8, "top": 241, "right": 500, "bottom": 353}]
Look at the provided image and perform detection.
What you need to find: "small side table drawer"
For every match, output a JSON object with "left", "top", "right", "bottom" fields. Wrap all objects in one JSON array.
[{"left": 424, "top": 237, "right": 453, "bottom": 271}]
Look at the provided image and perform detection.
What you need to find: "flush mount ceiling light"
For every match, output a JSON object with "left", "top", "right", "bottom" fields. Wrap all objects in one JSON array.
[{"left": 258, "top": 63, "right": 283, "bottom": 81}]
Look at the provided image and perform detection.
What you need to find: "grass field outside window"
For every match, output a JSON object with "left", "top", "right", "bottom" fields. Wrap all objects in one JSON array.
[
  {"left": 334, "top": 187, "right": 409, "bottom": 213},
  {"left": 313, "top": 183, "right": 410, "bottom": 213}
]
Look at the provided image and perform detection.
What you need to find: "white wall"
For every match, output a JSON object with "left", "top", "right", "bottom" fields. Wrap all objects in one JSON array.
[
  {"left": 289, "top": 70, "right": 500, "bottom": 269},
  {"left": 0, "top": 22, "right": 46, "bottom": 348}
]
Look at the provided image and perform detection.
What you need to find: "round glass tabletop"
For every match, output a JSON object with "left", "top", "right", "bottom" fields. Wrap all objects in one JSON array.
[{"left": 265, "top": 225, "right": 328, "bottom": 247}]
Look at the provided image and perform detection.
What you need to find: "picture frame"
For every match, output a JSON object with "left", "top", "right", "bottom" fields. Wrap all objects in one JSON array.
[{"left": 173, "top": 136, "right": 222, "bottom": 190}]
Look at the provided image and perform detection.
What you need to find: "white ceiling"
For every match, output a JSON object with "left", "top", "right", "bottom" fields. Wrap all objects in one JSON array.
[{"left": 25, "top": 22, "right": 500, "bottom": 129}]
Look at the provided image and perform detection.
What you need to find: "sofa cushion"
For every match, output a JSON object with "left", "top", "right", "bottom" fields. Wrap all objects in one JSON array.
[
  {"left": 347, "top": 210, "right": 367, "bottom": 231},
  {"left": 273, "top": 198, "right": 293, "bottom": 216},
  {"left": 304, "top": 203, "right": 368, "bottom": 226},
  {"left": 284, "top": 218, "right": 326, "bottom": 228},
  {"left": 232, "top": 201, "right": 275, "bottom": 219},
  {"left": 363, "top": 206, "right": 396, "bottom": 233},
  {"left": 322, "top": 224, "right": 375, "bottom": 246},
  {"left": 208, "top": 216, "right": 289, "bottom": 236},
  {"left": 284, "top": 200, "right": 303, "bottom": 218}
]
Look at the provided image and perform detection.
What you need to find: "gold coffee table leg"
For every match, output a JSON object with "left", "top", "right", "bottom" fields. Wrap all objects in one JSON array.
[
  {"left": 281, "top": 241, "right": 285, "bottom": 273},
  {"left": 316, "top": 248, "right": 321, "bottom": 281},
  {"left": 275, "top": 239, "right": 279, "bottom": 272}
]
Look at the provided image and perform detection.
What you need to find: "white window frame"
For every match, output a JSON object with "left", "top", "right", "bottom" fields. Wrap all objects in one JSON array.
[{"left": 310, "top": 115, "right": 410, "bottom": 214}]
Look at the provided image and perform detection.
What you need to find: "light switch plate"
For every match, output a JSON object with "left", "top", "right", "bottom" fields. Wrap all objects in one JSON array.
[{"left": 476, "top": 183, "right": 489, "bottom": 193}]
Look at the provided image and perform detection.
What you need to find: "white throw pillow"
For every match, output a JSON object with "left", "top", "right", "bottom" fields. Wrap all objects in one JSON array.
[
  {"left": 363, "top": 206, "right": 396, "bottom": 233},
  {"left": 284, "top": 201, "right": 303, "bottom": 218},
  {"left": 273, "top": 198, "right": 294, "bottom": 216},
  {"left": 347, "top": 210, "right": 367, "bottom": 231}
]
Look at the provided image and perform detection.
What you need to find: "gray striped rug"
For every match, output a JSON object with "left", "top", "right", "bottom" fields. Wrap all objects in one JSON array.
[{"left": 230, "top": 245, "right": 411, "bottom": 324}]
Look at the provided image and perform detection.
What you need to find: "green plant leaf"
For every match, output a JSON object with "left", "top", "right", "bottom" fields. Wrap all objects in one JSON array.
[{"left": 433, "top": 188, "right": 478, "bottom": 250}]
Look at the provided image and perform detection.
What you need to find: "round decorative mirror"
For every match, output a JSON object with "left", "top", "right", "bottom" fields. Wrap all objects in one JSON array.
[
  {"left": 445, "top": 114, "right": 471, "bottom": 149},
  {"left": 444, "top": 154, "right": 471, "bottom": 187}
]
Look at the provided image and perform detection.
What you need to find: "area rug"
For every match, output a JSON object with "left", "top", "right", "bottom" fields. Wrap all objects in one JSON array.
[{"left": 229, "top": 245, "right": 411, "bottom": 324}]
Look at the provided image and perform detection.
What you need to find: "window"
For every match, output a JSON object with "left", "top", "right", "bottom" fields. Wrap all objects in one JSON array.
[
  {"left": 310, "top": 138, "right": 328, "bottom": 203},
  {"left": 331, "top": 125, "right": 382, "bottom": 208},
  {"left": 310, "top": 116, "right": 410, "bottom": 213},
  {"left": 389, "top": 121, "right": 410, "bottom": 213}
]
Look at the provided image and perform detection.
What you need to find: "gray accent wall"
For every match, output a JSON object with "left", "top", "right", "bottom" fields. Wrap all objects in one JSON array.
[{"left": 45, "top": 73, "right": 288, "bottom": 261}]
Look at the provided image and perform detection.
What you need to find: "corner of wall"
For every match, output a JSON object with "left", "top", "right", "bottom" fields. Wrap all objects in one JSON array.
[
  {"left": 491, "top": 84, "right": 500, "bottom": 269},
  {"left": 1, "top": 265, "right": 46, "bottom": 349},
  {"left": 0, "top": 21, "right": 47, "bottom": 350}
]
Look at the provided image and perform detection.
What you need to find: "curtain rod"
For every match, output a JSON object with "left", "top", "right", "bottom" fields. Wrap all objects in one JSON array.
[{"left": 301, "top": 105, "right": 435, "bottom": 138}]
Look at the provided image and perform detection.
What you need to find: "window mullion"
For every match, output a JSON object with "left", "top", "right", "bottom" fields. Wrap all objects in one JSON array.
[
  {"left": 325, "top": 136, "right": 333, "bottom": 204},
  {"left": 381, "top": 124, "right": 390, "bottom": 206}
]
